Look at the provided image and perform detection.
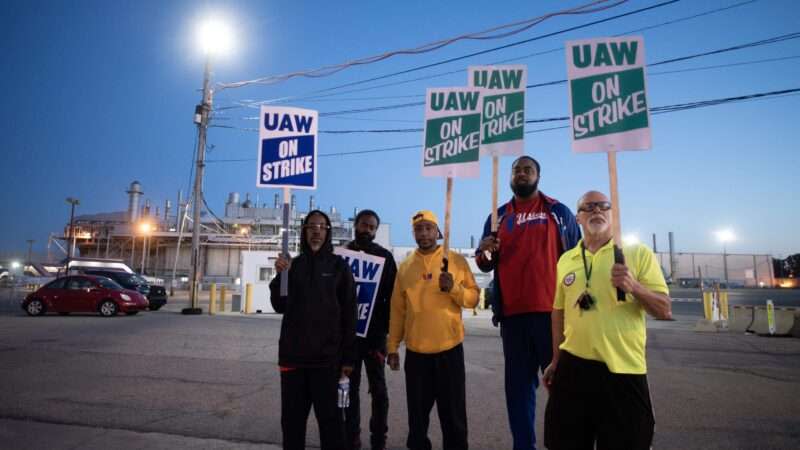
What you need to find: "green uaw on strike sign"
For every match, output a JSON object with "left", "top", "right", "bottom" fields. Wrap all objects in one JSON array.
[
  {"left": 566, "top": 36, "right": 651, "bottom": 153},
  {"left": 468, "top": 65, "right": 526, "bottom": 156},
  {"left": 422, "top": 87, "right": 482, "bottom": 178}
]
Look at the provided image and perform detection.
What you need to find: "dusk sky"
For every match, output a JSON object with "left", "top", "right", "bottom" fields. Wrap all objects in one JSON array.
[{"left": 1, "top": 0, "right": 798, "bottom": 259}]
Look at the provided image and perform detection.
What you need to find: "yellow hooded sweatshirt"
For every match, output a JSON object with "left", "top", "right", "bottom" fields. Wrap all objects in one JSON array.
[{"left": 388, "top": 246, "right": 479, "bottom": 354}]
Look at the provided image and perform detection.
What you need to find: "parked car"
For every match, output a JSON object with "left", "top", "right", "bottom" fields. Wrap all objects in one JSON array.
[
  {"left": 82, "top": 269, "right": 167, "bottom": 311},
  {"left": 22, "top": 275, "right": 148, "bottom": 317}
]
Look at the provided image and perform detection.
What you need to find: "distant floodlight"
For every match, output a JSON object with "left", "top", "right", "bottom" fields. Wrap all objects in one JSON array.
[
  {"left": 196, "top": 17, "right": 235, "bottom": 56},
  {"left": 139, "top": 222, "right": 152, "bottom": 234},
  {"left": 715, "top": 229, "right": 735, "bottom": 243},
  {"left": 622, "top": 234, "right": 640, "bottom": 246},
  {"left": 11, "top": 261, "right": 21, "bottom": 269}
]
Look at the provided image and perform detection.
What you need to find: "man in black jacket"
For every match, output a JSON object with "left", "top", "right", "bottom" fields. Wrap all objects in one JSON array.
[
  {"left": 343, "top": 209, "right": 397, "bottom": 450},
  {"left": 271, "top": 210, "right": 357, "bottom": 450}
]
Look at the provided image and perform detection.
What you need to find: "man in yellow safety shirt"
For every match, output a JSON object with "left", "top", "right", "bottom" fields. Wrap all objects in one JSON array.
[{"left": 543, "top": 191, "right": 672, "bottom": 450}]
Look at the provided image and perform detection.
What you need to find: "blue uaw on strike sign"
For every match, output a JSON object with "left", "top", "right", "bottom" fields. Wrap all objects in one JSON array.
[
  {"left": 257, "top": 106, "right": 318, "bottom": 189},
  {"left": 334, "top": 247, "right": 386, "bottom": 337}
]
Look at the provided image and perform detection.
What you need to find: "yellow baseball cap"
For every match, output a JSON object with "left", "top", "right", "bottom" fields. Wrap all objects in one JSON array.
[
  {"left": 411, "top": 210, "right": 443, "bottom": 238},
  {"left": 411, "top": 210, "right": 438, "bottom": 227}
]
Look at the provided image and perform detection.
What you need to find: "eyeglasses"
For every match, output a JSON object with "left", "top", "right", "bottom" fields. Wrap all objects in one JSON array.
[
  {"left": 578, "top": 201, "right": 612, "bottom": 213},
  {"left": 303, "top": 223, "right": 330, "bottom": 231}
]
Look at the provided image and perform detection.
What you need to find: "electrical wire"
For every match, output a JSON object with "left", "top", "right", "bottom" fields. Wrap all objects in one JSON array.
[
  {"left": 203, "top": 87, "right": 799, "bottom": 159},
  {"left": 219, "top": 53, "right": 796, "bottom": 111},
  {"left": 227, "top": 31, "right": 800, "bottom": 121},
  {"left": 201, "top": 195, "right": 229, "bottom": 234},
  {"left": 216, "top": 0, "right": 630, "bottom": 90},
  {"left": 227, "top": 0, "right": 753, "bottom": 108}
]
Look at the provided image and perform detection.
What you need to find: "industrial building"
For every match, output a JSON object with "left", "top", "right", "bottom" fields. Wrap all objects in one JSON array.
[
  {"left": 54, "top": 181, "right": 776, "bottom": 290},
  {"left": 62, "top": 181, "right": 391, "bottom": 287}
]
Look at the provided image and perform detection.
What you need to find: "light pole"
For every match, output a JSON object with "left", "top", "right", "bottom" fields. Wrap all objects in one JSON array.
[
  {"left": 716, "top": 229, "right": 735, "bottom": 285},
  {"left": 139, "top": 222, "right": 152, "bottom": 274},
  {"left": 65, "top": 197, "right": 80, "bottom": 260},
  {"left": 26, "top": 240, "right": 34, "bottom": 263},
  {"left": 186, "top": 18, "right": 234, "bottom": 315}
]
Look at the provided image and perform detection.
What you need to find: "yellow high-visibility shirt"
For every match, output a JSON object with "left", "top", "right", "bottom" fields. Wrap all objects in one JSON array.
[{"left": 554, "top": 240, "right": 668, "bottom": 374}]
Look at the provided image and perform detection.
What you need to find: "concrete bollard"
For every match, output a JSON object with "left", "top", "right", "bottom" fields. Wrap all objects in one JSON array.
[
  {"left": 244, "top": 283, "right": 253, "bottom": 314},
  {"left": 220, "top": 285, "right": 227, "bottom": 312},
  {"left": 209, "top": 283, "right": 217, "bottom": 315}
]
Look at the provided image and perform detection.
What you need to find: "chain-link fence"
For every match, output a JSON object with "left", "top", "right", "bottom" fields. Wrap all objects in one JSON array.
[{"left": 656, "top": 252, "right": 773, "bottom": 287}]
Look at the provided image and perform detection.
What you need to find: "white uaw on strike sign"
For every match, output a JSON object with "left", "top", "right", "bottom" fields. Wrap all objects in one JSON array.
[
  {"left": 566, "top": 36, "right": 651, "bottom": 153},
  {"left": 257, "top": 106, "right": 318, "bottom": 189}
]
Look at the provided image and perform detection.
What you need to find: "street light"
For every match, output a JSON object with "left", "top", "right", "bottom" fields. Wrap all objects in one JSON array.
[
  {"left": 139, "top": 221, "right": 152, "bottom": 274},
  {"left": 196, "top": 18, "right": 235, "bottom": 56},
  {"left": 715, "top": 229, "right": 735, "bottom": 284},
  {"left": 65, "top": 197, "right": 80, "bottom": 260},
  {"left": 239, "top": 226, "right": 251, "bottom": 251},
  {"left": 186, "top": 16, "right": 235, "bottom": 315},
  {"left": 622, "top": 233, "right": 640, "bottom": 246}
]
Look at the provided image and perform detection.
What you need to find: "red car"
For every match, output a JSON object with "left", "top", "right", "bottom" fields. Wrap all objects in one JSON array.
[{"left": 22, "top": 275, "right": 149, "bottom": 317}]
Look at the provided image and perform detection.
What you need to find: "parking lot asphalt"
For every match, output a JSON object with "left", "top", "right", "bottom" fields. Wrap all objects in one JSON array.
[{"left": 1, "top": 289, "right": 798, "bottom": 449}]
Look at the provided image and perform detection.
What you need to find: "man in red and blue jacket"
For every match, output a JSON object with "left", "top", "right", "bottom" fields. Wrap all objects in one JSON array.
[{"left": 475, "top": 155, "right": 580, "bottom": 450}]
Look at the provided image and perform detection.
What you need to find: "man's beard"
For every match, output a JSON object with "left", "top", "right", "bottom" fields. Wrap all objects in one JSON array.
[
  {"left": 355, "top": 231, "right": 374, "bottom": 246},
  {"left": 511, "top": 179, "right": 539, "bottom": 198},
  {"left": 416, "top": 238, "right": 436, "bottom": 251}
]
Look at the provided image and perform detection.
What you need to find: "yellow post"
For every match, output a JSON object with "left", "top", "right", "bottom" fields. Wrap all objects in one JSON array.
[
  {"left": 719, "top": 290, "right": 729, "bottom": 320},
  {"left": 220, "top": 285, "right": 227, "bottom": 312},
  {"left": 702, "top": 291, "right": 712, "bottom": 320},
  {"left": 244, "top": 283, "right": 253, "bottom": 314},
  {"left": 209, "top": 283, "right": 217, "bottom": 315}
]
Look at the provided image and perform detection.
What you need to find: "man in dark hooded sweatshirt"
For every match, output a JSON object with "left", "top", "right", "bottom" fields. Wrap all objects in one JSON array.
[
  {"left": 271, "top": 210, "right": 358, "bottom": 450},
  {"left": 343, "top": 209, "right": 397, "bottom": 450}
]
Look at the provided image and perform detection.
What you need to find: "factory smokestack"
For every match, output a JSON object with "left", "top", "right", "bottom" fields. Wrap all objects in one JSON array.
[{"left": 126, "top": 181, "right": 143, "bottom": 223}]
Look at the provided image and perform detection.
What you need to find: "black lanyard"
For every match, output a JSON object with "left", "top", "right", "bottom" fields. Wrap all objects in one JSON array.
[{"left": 580, "top": 243, "right": 592, "bottom": 290}]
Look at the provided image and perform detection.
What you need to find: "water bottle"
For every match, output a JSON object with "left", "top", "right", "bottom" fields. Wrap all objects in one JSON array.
[{"left": 337, "top": 375, "right": 350, "bottom": 409}]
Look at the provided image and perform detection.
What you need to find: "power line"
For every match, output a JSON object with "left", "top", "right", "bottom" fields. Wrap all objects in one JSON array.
[
  {"left": 227, "top": 31, "right": 800, "bottom": 121},
  {"left": 224, "top": 53, "right": 796, "bottom": 109},
  {"left": 272, "top": 0, "right": 669, "bottom": 95},
  {"left": 236, "top": 0, "right": 753, "bottom": 107},
  {"left": 648, "top": 55, "right": 800, "bottom": 76},
  {"left": 216, "top": 0, "right": 630, "bottom": 90},
  {"left": 223, "top": 0, "right": 682, "bottom": 109},
  {"left": 205, "top": 86, "right": 799, "bottom": 161},
  {"left": 201, "top": 195, "right": 229, "bottom": 234},
  {"left": 215, "top": 87, "right": 800, "bottom": 135}
]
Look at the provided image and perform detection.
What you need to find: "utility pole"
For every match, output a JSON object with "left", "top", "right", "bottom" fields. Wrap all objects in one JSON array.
[
  {"left": 722, "top": 242, "right": 729, "bottom": 285},
  {"left": 65, "top": 197, "right": 79, "bottom": 260},
  {"left": 26, "top": 240, "right": 34, "bottom": 263},
  {"left": 186, "top": 57, "right": 212, "bottom": 315}
]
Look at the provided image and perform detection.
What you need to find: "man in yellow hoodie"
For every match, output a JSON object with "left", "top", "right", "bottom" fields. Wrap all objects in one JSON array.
[{"left": 387, "top": 210, "right": 480, "bottom": 450}]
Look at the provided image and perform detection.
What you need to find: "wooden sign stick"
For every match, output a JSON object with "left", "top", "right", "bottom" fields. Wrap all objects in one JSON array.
[
  {"left": 443, "top": 176, "right": 453, "bottom": 273},
  {"left": 607, "top": 150, "right": 626, "bottom": 301},
  {"left": 491, "top": 155, "right": 499, "bottom": 232},
  {"left": 607, "top": 151, "right": 622, "bottom": 242}
]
